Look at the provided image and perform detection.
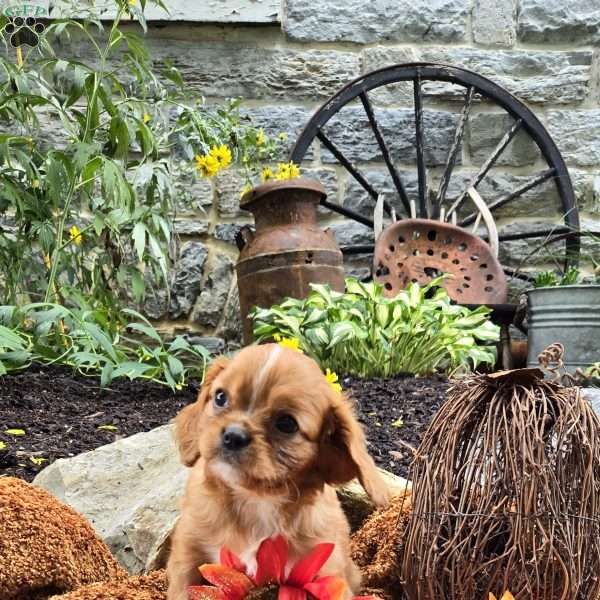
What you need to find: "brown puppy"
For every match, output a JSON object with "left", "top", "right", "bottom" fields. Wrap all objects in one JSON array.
[{"left": 166, "top": 344, "right": 389, "bottom": 600}]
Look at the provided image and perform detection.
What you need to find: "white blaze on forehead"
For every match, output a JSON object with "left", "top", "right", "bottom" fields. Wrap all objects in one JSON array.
[{"left": 251, "top": 345, "right": 282, "bottom": 407}]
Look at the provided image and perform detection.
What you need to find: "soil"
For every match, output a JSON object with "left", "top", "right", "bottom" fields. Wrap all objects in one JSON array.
[
  {"left": 0, "top": 365, "right": 448, "bottom": 482},
  {"left": 0, "top": 365, "right": 198, "bottom": 482},
  {"left": 343, "top": 373, "right": 449, "bottom": 478}
]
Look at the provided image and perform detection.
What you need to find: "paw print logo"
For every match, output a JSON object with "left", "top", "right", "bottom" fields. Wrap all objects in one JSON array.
[{"left": 2, "top": 17, "right": 45, "bottom": 48}]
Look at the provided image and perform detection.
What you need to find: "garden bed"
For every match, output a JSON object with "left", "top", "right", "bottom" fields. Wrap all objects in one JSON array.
[{"left": 0, "top": 365, "right": 448, "bottom": 482}]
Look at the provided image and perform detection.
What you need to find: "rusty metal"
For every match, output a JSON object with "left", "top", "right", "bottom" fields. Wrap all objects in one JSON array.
[
  {"left": 235, "top": 178, "right": 345, "bottom": 345},
  {"left": 373, "top": 218, "right": 508, "bottom": 304}
]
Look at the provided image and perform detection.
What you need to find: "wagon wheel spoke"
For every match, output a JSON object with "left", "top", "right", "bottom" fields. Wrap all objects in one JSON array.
[
  {"left": 359, "top": 91, "right": 410, "bottom": 216},
  {"left": 290, "top": 63, "right": 580, "bottom": 286},
  {"left": 447, "top": 118, "right": 524, "bottom": 220},
  {"left": 321, "top": 199, "right": 374, "bottom": 228},
  {"left": 413, "top": 74, "right": 427, "bottom": 218},
  {"left": 316, "top": 128, "right": 385, "bottom": 221},
  {"left": 434, "top": 86, "right": 474, "bottom": 218},
  {"left": 459, "top": 168, "right": 557, "bottom": 228},
  {"left": 340, "top": 244, "right": 375, "bottom": 256},
  {"left": 503, "top": 267, "right": 536, "bottom": 283}
]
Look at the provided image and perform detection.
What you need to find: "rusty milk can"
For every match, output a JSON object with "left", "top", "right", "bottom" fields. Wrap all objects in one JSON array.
[{"left": 235, "top": 178, "right": 345, "bottom": 345}]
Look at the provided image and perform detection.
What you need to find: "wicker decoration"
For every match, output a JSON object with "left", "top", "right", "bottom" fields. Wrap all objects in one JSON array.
[{"left": 402, "top": 368, "right": 600, "bottom": 600}]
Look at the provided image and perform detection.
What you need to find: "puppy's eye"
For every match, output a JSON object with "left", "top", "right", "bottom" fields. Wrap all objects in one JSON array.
[
  {"left": 214, "top": 390, "right": 228, "bottom": 408},
  {"left": 274, "top": 414, "right": 299, "bottom": 434}
]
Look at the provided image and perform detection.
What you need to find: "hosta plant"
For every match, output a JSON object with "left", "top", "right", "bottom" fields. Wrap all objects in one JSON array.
[{"left": 251, "top": 278, "right": 499, "bottom": 378}]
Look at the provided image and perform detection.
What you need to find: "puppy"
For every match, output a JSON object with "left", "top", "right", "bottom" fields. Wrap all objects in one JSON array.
[{"left": 166, "top": 344, "right": 389, "bottom": 600}]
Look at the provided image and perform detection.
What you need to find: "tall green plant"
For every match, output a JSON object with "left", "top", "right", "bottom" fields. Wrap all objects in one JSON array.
[
  {"left": 0, "top": 0, "right": 280, "bottom": 316},
  {"left": 251, "top": 278, "right": 500, "bottom": 378}
]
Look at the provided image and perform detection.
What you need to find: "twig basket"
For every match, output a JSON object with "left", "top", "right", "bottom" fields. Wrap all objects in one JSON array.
[{"left": 402, "top": 368, "right": 600, "bottom": 600}]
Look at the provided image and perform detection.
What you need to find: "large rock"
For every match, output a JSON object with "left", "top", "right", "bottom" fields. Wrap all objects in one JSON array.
[
  {"left": 518, "top": 0, "right": 600, "bottom": 44},
  {"left": 284, "top": 0, "right": 469, "bottom": 44},
  {"left": 34, "top": 425, "right": 186, "bottom": 575},
  {"left": 583, "top": 387, "right": 600, "bottom": 417},
  {"left": 34, "top": 425, "right": 409, "bottom": 575}
]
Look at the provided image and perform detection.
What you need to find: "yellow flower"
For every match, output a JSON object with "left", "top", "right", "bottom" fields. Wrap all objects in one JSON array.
[
  {"left": 128, "top": 0, "right": 137, "bottom": 5},
  {"left": 275, "top": 161, "right": 300, "bottom": 181},
  {"left": 256, "top": 128, "right": 265, "bottom": 146},
  {"left": 30, "top": 456, "right": 47, "bottom": 465},
  {"left": 325, "top": 368, "right": 342, "bottom": 393},
  {"left": 261, "top": 167, "right": 274, "bottom": 182},
  {"left": 195, "top": 154, "right": 220, "bottom": 178},
  {"left": 278, "top": 132, "right": 288, "bottom": 141},
  {"left": 489, "top": 593, "right": 515, "bottom": 600},
  {"left": 0, "top": 441, "right": 6, "bottom": 450},
  {"left": 32, "top": 179, "right": 40, "bottom": 189},
  {"left": 210, "top": 144, "right": 232, "bottom": 169},
  {"left": 273, "top": 333, "right": 302, "bottom": 353},
  {"left": 143, "top": 113, "right": 150, "bottom": 123},
  {"left": 68, "top": 225, "right": 83, "bottom": 246},
  {"left": 240, "top": 182, "right": 252, "bottom": 198}
]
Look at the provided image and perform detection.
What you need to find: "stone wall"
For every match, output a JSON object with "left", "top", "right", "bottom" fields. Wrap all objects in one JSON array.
[{"left": 134, "top": 0, "right": 600, "bottom": 350}]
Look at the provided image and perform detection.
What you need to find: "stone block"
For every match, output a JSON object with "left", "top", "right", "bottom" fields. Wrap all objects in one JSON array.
[
  {"left": 215, "top": 170, "right": 247, "bottom": 218},
  {"left": 472, "top": 0, "right": 516, "bottom": 47},
  {"left": 468, "top": 113, "right": 539, "bottom": 167},
  {"left": 148, "top": 41, "right": 359, "bottom": 101},
  {"left": 192, "top": 252, "right": 234, "bottom": 327},
  {"left": 284, "top": 0, "right": 469, "bottom": 44},
  {"left": 169, "top": 241, "right": 209, "bottom": 319},
  {"left": 242, "top": 106, "right": 314, "bottom": 161},
  {"left": 518, "top": 0, "right": 600, "bottom": 44},
  {"left": 320, "top": 107, "right": 459, "bottom": 167},
  {"left": 360, "top": 47, "right": 592, "bottom": 105},
  {"left": 546, "top": 110, "right": 600, "bottom": 168}
]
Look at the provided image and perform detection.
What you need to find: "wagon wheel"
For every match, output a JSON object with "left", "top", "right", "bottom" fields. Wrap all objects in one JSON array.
[{"left": 289, "top": 63, "right": 580, "bottom": 288}]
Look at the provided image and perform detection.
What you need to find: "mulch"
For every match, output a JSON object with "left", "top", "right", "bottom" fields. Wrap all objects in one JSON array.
[
  {"left": 0, "top": 365, "right": 448, "bottom": 482},
  {"left": 343, "top": 373, "right": 449, "bottom": 478}
]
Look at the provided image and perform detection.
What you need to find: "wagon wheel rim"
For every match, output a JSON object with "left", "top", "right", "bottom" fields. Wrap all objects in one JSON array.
[{"left": 289, "top": 62, "right": 580, "bottom": 285}]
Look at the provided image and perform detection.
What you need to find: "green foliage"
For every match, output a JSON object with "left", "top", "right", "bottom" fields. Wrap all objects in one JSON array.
[
  {"left": 251, "top": 278, "right": 500, "bottom": 378},
  {"left": 0, "top": 0, "right": 281, "bottom": 311},
  {"left": 0, "top": 303, "right": 209, "bottom": 390},
  {"left": 533, "top": 266, "right": 582, "bottom": 288}
]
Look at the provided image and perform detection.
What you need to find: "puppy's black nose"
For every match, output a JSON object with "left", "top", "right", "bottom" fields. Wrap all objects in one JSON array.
[{"left": 222, "top": 425, "right": 251, "bottom": 451}]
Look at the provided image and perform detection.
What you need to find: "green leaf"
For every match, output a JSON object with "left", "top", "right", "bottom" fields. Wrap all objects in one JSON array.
[{"left": 128, "top": 322, "right": 162, "bottom": 343}]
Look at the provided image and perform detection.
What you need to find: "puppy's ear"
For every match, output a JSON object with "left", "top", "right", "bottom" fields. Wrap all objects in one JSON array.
[
  {"left": 175, "top": 357, "right": 228, "bottom": 467},
  {"left": 318, "top": 395, "right": 390, "bottom": 507}
]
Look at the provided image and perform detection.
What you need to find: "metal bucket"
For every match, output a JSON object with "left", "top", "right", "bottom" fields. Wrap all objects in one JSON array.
[
  {"left": 235, "top": 178, "right": 345, "bottom": 345},
  {"left": 527, "top": 285, "right": 600, "bottom": 372}
]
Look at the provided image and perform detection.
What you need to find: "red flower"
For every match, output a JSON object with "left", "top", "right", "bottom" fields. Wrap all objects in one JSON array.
[{"left": 188, "top": 536, "right": 379, "bottom": 600}]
